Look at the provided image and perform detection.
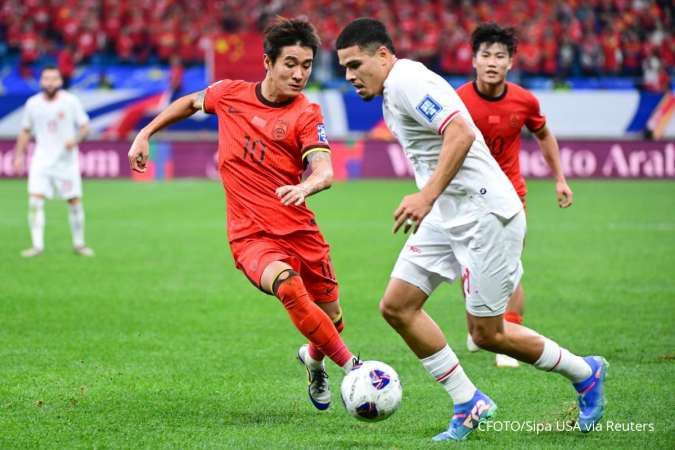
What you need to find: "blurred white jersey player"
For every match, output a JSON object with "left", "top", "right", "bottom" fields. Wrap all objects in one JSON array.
[
  {"left": 13, "top": 66, "right": 94, "bottom": 257},
  {"left": 336, "top": 19, "right": 607, "bottom": 442}
]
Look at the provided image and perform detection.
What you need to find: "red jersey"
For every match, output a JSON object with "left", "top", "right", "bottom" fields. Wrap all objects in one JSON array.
[
  {"left": 457, "top": 81, "right": 546, "bottom": 198},
  {"left": 203, "top": 80, "right": 330, "bottom": 242}
]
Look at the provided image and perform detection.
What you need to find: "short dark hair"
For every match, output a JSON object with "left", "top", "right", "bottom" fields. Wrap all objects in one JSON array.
[
  {"left": 471, "top": 23, "right": 518, "bottom": 56},
  {"left": 41, "top": 65, "right": 61, "bottom": 75},
  {"left": 263, "top": 17, "right": 320, "bottom": 63},
  {"left": 336, "top": 18, "right": 395, "bottom": 54}
]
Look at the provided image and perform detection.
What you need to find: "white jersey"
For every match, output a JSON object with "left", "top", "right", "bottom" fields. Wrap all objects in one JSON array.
[
  {"left": 382, "top": 59, "right": 522, "bottom": 227},
  {"left": 21, "top": 90, "right": 90, "bottom": 173}
]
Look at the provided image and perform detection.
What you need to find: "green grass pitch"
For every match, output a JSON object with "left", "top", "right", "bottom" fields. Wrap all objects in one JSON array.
[{"left": 1, "top": 179, "right": 674, "bottom": 449}]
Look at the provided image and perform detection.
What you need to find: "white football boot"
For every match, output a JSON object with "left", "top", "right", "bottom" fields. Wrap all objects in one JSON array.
[
  {"left": 495, "top": 353, "right": 520, "bottom": 368},
  {"left": 74, "top": 245, "right": 95, "bottom": 257},
  {"left": 20, "top": 247, "right": 43, "bottom": 258},
  {"left": 297, "top": 344, "right": 331, "bottom": 410}
]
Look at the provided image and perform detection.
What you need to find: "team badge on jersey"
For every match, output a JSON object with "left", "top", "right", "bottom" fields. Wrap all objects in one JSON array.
[
  {"left": 317, "top": 123, "right": 328, "bottom": 144},
  {"left": 273, "top": 119, "right": 289, "bottom": 140},
  {"left": 416, "top": 95, "right": 443, "bottom": 123},
  {"left": 509, "top": 113, "right": 522, "bottom": 128}
]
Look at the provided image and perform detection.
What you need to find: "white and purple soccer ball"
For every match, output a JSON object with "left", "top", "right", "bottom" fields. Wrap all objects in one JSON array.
[{"left": 340, "top": 360, "right": 402, "bottom": 422}]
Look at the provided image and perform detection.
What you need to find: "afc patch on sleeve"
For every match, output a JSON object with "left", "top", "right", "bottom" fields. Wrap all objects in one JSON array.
[
  {"left": 317, "top": 123, "right": 329, "bottom": 144},
  {"left": 416, "top": 95, "right": 443, "bottom": 123}
]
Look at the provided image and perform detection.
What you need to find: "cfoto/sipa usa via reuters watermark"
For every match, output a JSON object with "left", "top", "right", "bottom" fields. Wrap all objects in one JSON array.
[{"left": 478, "top": 420, "right": 656, "bottom": 434}]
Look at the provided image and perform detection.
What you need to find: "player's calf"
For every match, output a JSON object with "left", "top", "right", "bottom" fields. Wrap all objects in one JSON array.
[
  {"left": 273, "top": 269, "right": 356, "bottom": 372},
  {"left": 307, "top": 311, "right": 344, "bottom": 363},
  {"left": 25, "top": 196, "right": 45, "bottom": 253},
  {"left": 469, "top": 327, "right": 509, "bottom": 355}
]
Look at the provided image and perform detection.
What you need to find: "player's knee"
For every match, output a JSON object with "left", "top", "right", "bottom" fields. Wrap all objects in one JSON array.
[
  {"left": 330, "top": 310, "right": 344, "bottom": 333},
  {"left": 379, "top": 297, "right": 409, "bottom": 327},
  {"left": 272, "top": 269, "right": 299, "bottom": 296},
  {"left": 29, "top": 196, "right": 44, "bottom": 210},
  {"left": 470, "top": 327, "right": 504, "bottom": 351}
]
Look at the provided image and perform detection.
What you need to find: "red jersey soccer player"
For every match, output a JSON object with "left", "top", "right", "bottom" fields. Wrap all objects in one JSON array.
[
  {"left": 457, "top": 23, "right": 573, "bottom": 368},
  {"left": 128, "top": 18, "right": 358, "bottom": 411}
]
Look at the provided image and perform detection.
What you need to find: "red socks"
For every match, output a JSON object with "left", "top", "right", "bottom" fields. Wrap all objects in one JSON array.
[
  {"left": 276, "top": 275, "right": 352, "bottom": 367},
  {"left": 308, "top": 314, "right": 344, "bottom": 361},
  {"left": 504, "top": 311, "right": 523, "bottom": 325}
]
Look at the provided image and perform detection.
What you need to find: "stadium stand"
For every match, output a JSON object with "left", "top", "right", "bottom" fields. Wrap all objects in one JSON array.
[{"left": 0, "top": 0, "right": 671, "bottom": 86}]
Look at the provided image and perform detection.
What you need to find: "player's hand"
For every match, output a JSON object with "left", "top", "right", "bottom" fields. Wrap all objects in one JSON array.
[
  {"left": 64, "top": 139, "right": 77, "bottom": 150},
  {"left": 276, "top": 184, "right": 310, "bottom": 206},
  {"left": 556, "top": 180, "right": 573, "bottom": 208},
  {"left": 393, "top": 192, "right": 434, "bottom": 234},
  {"left": 128, "top": 135, "right": 150, "bottom": 173}
]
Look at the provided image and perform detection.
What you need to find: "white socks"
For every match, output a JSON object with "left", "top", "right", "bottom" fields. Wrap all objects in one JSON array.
[
  {"left": 534, "top": 337, "right": 592, "bottom": 383},
  {"left": 28, "top": 197, "right": 45, "bottom": 250},
  {"left": 421, "top": 345, "right": 476, "bottom": 404},
  {"left": 68, "top": 202, "right": 86, "bottom": 248},
  {"left": 304, "top": 351, "right": 323, "bottom": 370},
  {"left": 342, "top": 355, "right": 359, "bottom": 374}
]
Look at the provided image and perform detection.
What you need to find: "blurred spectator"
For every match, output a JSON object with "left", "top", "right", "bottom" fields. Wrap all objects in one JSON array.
[
  {"left": 642, "top": 50, "right": 670, "bottom": 92},
  {"left": 57, "top": 44, "right": 76, "bottom": 88},
  {"left": 169, "top": 55, "right": 184, "bottom": 94},
  {"left": 558, "top": 37, "right": 577, "bottom": 78},
  {"left": 580, "top": 34, "right": 603, "bottom": 76},
  {"left": 0, "top": 0, "right": 671, "bottom": 82},
  {"left": 601, "top": 26, "right": 623, "bottom": 75},
  {"left": 518, "top": 36, "right": 543, "bottom": 76},
  {"left": 622, "top": 31, "right": 644, "bottom": 76},
  {"left": 116, "top": 28, "right": 135, "bottom": 63},
  {"left": 19, "top": 22, "right": 40, "bottom": 79}
]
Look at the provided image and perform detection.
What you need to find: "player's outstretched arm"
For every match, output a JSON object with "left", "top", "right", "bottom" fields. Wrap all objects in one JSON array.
[
  {"left": 128, "top": 91, "right": 204, "bottom": 172},
  {"left": 393, "top": 116, "right": 475, "bottom": 234},
  {"left": 534, "top": 125, "right": 573, "bottom": 208},
  {"left": 12, "top": 128, "right": 32, "bottom": 173},
  {"left": 276, "top": 150, "right": 333, "bottom": 206}
]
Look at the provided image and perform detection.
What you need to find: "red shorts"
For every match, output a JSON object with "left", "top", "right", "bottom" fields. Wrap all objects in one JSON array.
[{"left": 230, "top": 231, "right": 339, "bottom": 303}]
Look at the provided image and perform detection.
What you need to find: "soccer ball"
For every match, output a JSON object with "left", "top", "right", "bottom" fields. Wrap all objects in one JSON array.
[{"left": 340, "top": 360, "right": 402, "bottom": 422}]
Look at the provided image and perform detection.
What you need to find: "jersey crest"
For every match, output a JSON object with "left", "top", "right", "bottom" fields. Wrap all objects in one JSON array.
[{"left": 273, "top": 119, "right": 289, "bottom": 140}]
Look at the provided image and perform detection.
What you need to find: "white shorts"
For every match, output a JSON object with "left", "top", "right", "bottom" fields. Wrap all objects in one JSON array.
[
  {"left": 391, "top": 211, "right": 526, "bottom": 317},
  {"left": 28, "top": 167, "right": 82, "bottom": 200}
]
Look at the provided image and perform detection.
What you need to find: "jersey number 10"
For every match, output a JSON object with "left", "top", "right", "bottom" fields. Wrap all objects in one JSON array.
[{"left": 243, "top": 135, "right": 267, "bottom": 164}]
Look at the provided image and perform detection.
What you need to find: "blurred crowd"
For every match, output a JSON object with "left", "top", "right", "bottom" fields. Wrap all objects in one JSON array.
[{"left": 0, "top": 0, "right": 672, "bottom": 90}]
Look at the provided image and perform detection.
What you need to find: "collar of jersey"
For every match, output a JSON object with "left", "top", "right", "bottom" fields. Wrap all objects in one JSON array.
[
  {"left": 255, "top": 83, "right": 297, "bottom": 108},
  {"left": 472, "top": 81, "right": 508, "bottom": 102}
]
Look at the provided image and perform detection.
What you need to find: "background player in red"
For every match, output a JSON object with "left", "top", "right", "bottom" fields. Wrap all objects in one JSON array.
[
  {"left": 457, "top": 23, "right": 574, "bottom": 368},
  {"left": 127, "top": 18, "right": 358, "bottom": 411}
]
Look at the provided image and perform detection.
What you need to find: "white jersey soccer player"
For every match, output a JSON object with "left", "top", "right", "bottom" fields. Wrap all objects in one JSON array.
[
  {"left": 382, "top": 58, "right": 525, "bottom": 313},
  {"left": 13, "top": 66, "right": 94, "bottom": 257},
  {"left": 337, "top": 19, "right": 607, "bottom": 442}
]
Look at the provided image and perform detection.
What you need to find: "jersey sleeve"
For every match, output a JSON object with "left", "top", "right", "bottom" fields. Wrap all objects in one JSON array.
[
  {"left": 73, "top": 96, "right": 90, "bottom": 126},
  {"left": 392, "top": 69, "right": 462, "bottom": 135},
  {"left": 202, "top": 79, "right": 232, "bottom": 114},
  {"left": 524, "top": 92, "right": 546, "bottom": 132},
  {"left": 297, "top": 103, "right": 331, "bottom": 161}
]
